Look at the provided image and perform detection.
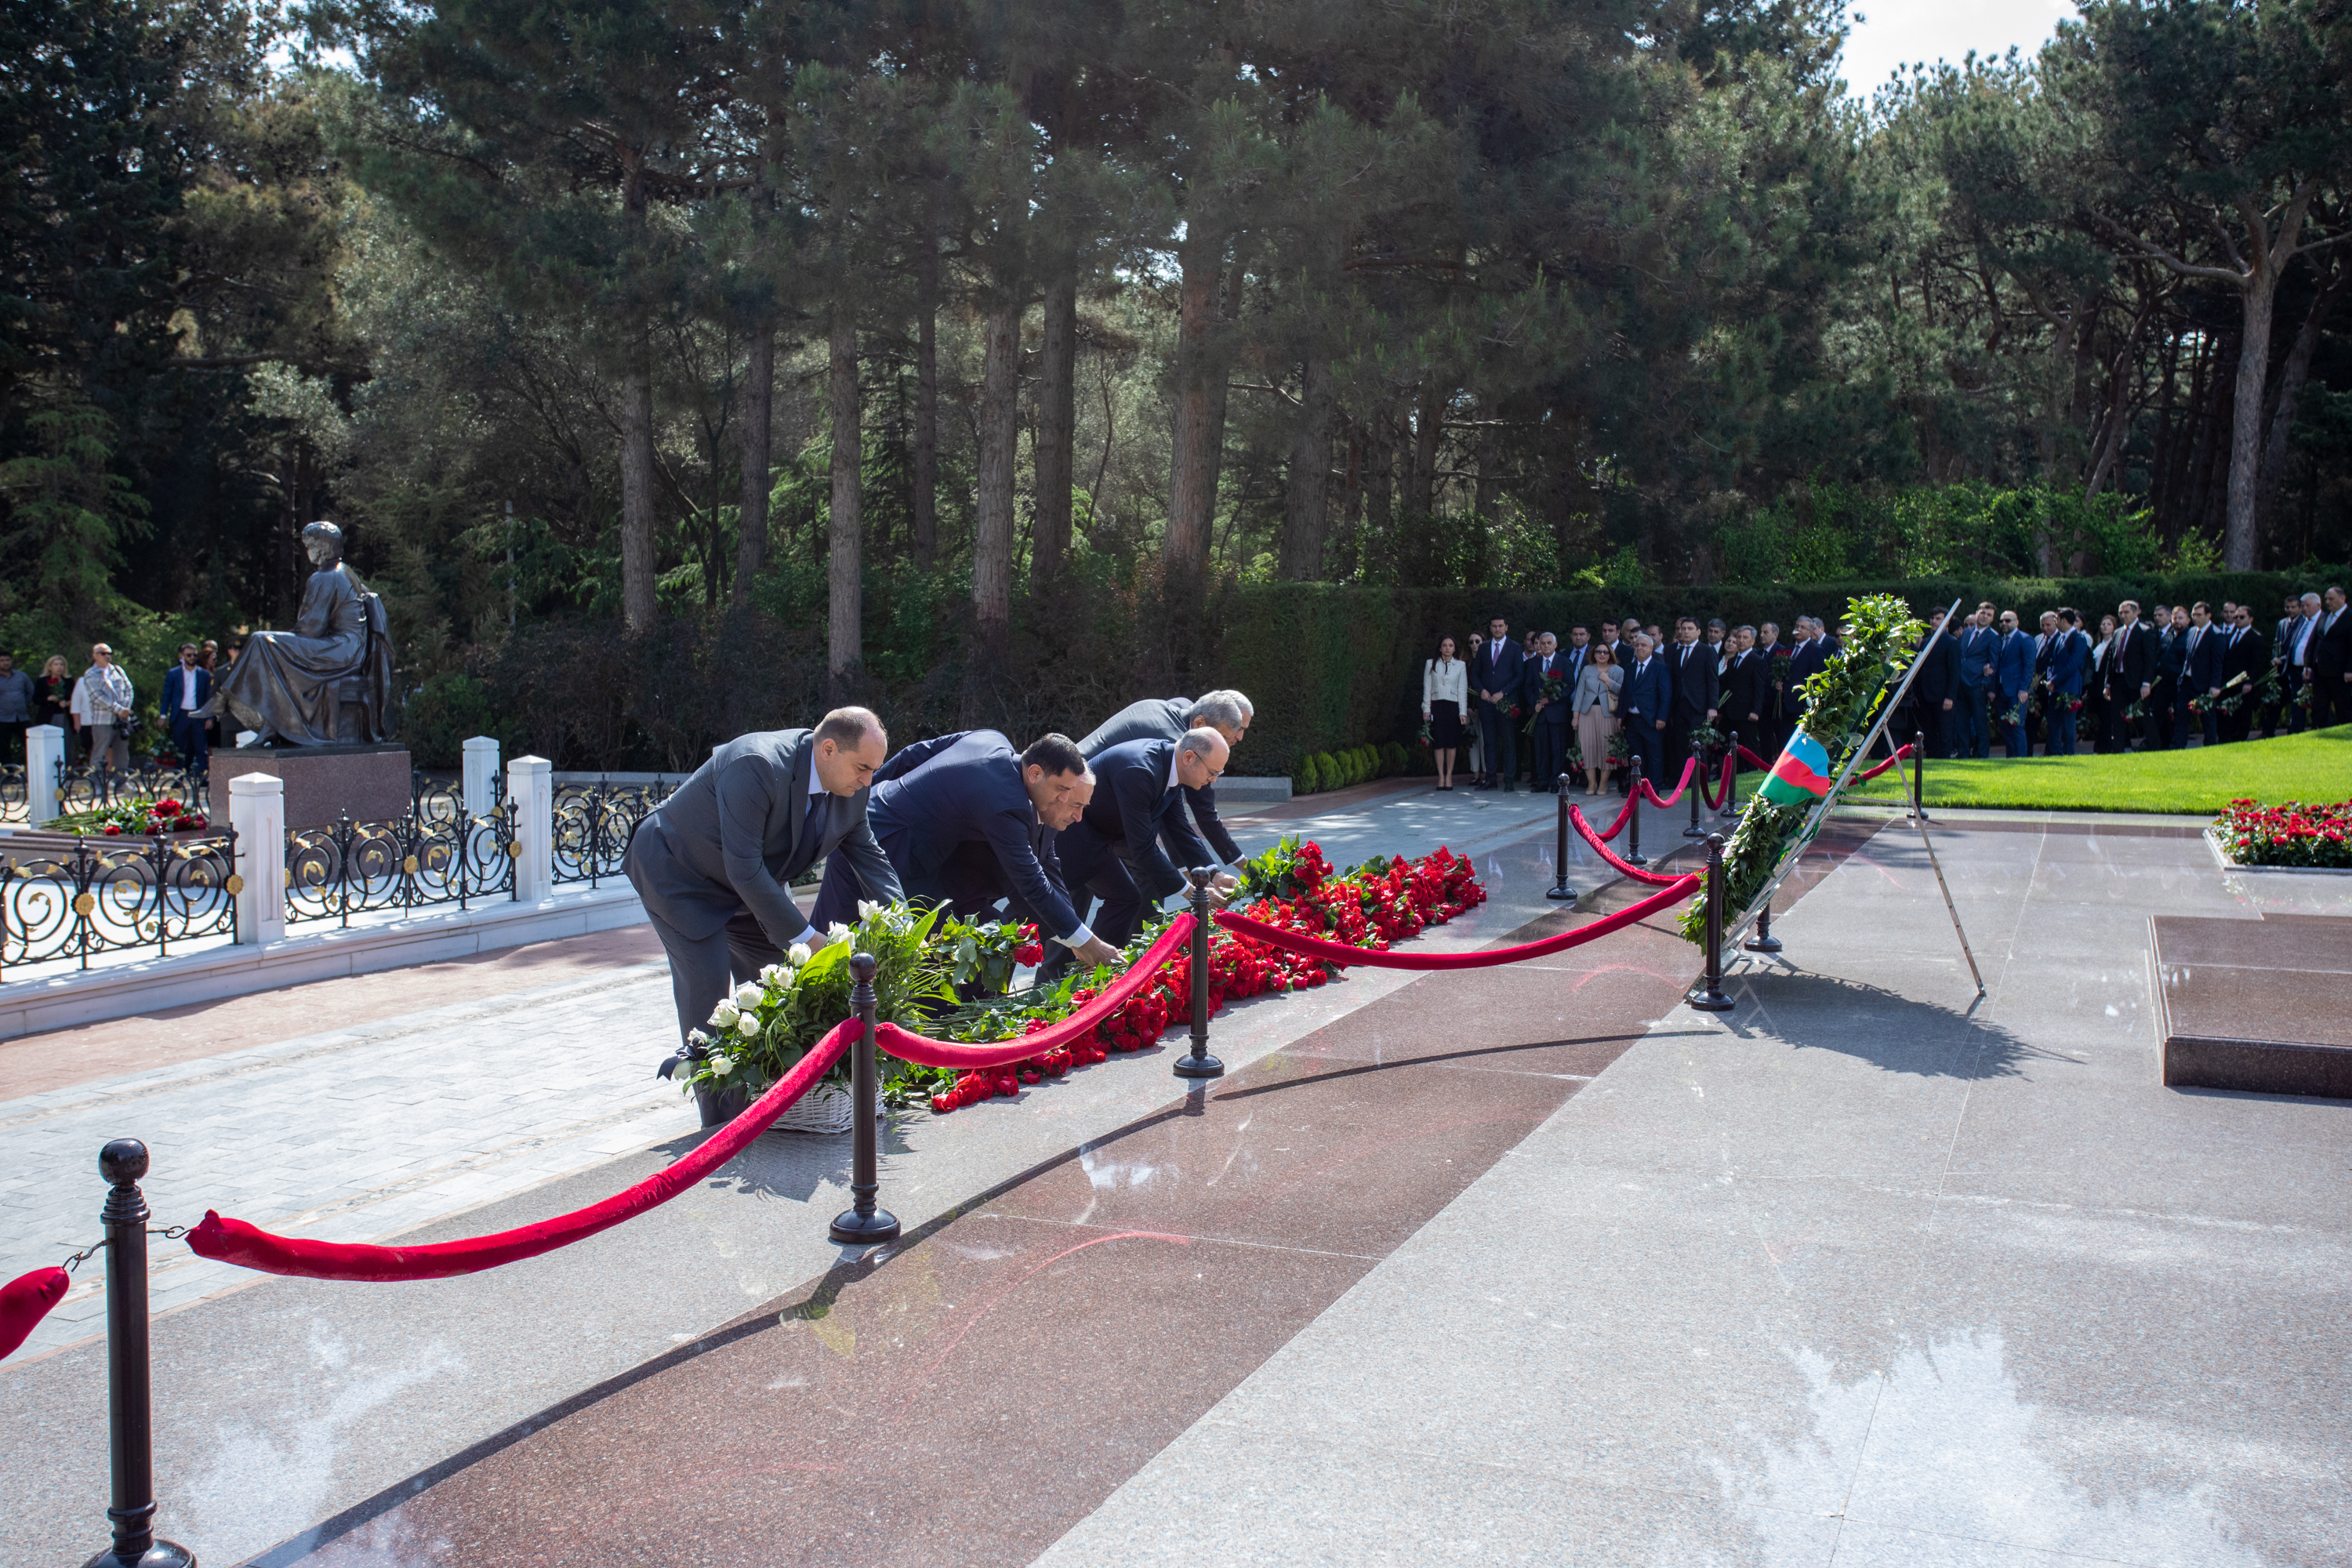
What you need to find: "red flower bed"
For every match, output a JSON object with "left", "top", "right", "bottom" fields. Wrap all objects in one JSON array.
[
  {"left": 924, "top": 841, "right": 1486, "bottom": 1113},
  {"left": 2213, "top": 798, "right": 2352, "bottom": 870}
]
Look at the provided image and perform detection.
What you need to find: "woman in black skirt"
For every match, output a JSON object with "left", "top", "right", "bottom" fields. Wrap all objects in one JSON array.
[{"left": 1422, "top": 634, "right": 1468, "bottom": 790}]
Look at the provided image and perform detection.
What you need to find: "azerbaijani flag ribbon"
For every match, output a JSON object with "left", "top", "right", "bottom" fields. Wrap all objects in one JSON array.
[{"left": 1759, "top": 731, "right": 1835, "bottom": 808}]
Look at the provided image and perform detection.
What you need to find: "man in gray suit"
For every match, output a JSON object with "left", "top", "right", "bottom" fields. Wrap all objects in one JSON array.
[
  {"left": 625, "top": 706, "right": 905, "bottom": 1045},
  {"left": 1077, "top": 689, "right": 1254, "bottom": 867}
]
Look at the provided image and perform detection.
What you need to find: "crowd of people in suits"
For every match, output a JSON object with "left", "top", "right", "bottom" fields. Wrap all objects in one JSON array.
[
  {"left": 623, "top": 693, "right": 1261, "bottom": 1044},
  {"left": 1899, "top": 586, "right": 2349, "bottom": 757},
  {"left": 1424, "top": 613, "right": 1842, "bottom": 796}
]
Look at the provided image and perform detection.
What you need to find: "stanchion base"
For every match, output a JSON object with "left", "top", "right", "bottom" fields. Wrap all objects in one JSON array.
[
  {"left": 1682, "top": 826, "right": 1709, "bottom": 840},
  {"left": 1743, "top": 934, "right": 1784, "bottom": 953},
  {"left": 829, "top": 1209, "right": 901, "bottom": 1245},
  {"left": 82, "top": 1542, "right": 194, "bottom": 1568},
  {"left": 1690, "top": 989, "right": 1736, "bottom": 1012},
  {"left": 1544, "top": 886, "right": 1578, "bottom": 902},
  {"left": 1624, "top": 854, "right": 1649, "bottom": 866},
  {"left": 1172, "top": 1053, "right": 1225, "bottom": 1080}
]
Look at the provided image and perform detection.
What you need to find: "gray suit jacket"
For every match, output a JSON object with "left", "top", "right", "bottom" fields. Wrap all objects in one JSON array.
[
  {"left": 1079, "top": 696, "right": 1243, "bottom": 864},
  {"left": 627, "top": 728, "right": 902, "bottom": 946}
]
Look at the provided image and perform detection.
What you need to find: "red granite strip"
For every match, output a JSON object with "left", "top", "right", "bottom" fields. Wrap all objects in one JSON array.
[{"left": 263, "top": 818, "right": 1882, "bottom": 1568}]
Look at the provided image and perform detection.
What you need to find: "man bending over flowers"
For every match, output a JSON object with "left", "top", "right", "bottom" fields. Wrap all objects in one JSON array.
[{"left": 626, "top": 707, "right": 904, "bottom": 1045}]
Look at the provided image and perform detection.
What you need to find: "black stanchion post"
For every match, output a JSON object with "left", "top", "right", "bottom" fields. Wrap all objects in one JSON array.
[
  {"left": 1744, "top": 896, "right": 1783, "bottom": 953},
  {"left": 1173, "top": 869, "right": 1225, "bottom": 1080},
  {"left": 85, "top": 1139, "right": 194, "bottom": 1568},
  {"left": 1692, "top": 833, "right": 1735, "bottom": 1013},
  {"left": 1726, "top": 728, "right": 1740, "bottom": 819},
  {"left": 1547, "top": 776, "right": 1577, "bottom": 902},
  {"left": 1911, "top": 728, "right": 1929, "bottom": 822},
  {"left": 1683, "top": 745, "right": 1707, "bottom": 838},
  {"left": 828, "top": 953, "right": 900, "bottom": 1246},
  {"left": 1626, "top": 779, "right": 1647, "bottom": 867}
]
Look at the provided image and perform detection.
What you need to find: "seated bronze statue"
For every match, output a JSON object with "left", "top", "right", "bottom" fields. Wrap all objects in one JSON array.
[{"left": 200, "top": 521, "right": 394, "bottom": 746}]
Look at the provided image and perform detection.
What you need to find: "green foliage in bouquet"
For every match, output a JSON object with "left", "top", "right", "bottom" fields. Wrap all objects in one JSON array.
[
  {"left": 1679, "top": 593, "right": 1926, "bottom": 943},
  {"left": 675, "top": 902, "right": 955, "bottom": 1098}
]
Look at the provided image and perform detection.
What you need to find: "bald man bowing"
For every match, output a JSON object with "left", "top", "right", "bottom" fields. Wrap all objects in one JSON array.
[{"left": 625, "top": 706, "right": 905, "bottom": 1045}]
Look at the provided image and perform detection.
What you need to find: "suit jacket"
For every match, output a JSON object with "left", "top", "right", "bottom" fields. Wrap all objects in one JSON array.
[
  {"left": 1475, "top": 637, "right": 1526, "bottom": 710},
  {"left": 1911, "top": 630, "right": 1960, "bottom": 705},
  {"left": 1058, "top": 738, "right": 1214, "bottom": 903},
  {"left": 1786, "top": 635, "right": 1829, "bottom": 708},
  {"left": 1079, "top": 696, "right": 1243, "bottom": 864},
  {"left": 162, "top": 666, "right": 211, "bottom": 719},
  {"left": 2183, "top": 623, "right": 2224, "bottom": 691},
  {"left": 1666, "top": 640, "right": 1718, "bottom": 718},
  {"left": 1620, "top": 655, "right": 1670, "bottom": 728},
  {"left": 2154, "top": 627, "right": 2187, "bottom": 684},
  {"left": 630, "top": 728, "right": 902, "bottom": 946},
  {"left": 1957, "top": 626, "right": 1997, "bottom": 692},
  {"left": 2107, "top": 622, "right": 2156, "bottom": 698},
  {"left": 1556, "top": 642, "right": 1592, "bottom": 695},
  {"left": 858, "top": 728, "right": 1091, "bottom": 942},
  {"left": 1722, "top": 650, "right": 1765, "bottom": 731},
  {"left": 2045, "top": 630, "right": 2088, "bottom": 696},
  {"left": 1522, "top": 652, "right": 1573, "bottom": 724},
  {"left": 1994, "top": 630, "right": 2035, "bottom": 699},
  {"left": 2220, "top": 626, "right": 2270, "bottom": 687},
  {"left": 2313, "top": 606, "right": 2351, "bottom": 678}
]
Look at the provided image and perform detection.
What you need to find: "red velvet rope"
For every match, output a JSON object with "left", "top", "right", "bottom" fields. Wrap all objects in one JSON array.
[
  {"left": 188, "top": 1020, "right": 859, "bottom": 1282},
  {"left": 1735, "top": 741, "right": 1913, "bottom": 779},
  {"left": 1637, "top": 757, "right": 1701, "bottom": 809},
  {"left": 1569, "top": 804, "right": 1690, "bottom": 885},
  {"left": 0, "top": 1266, "right": 69, "bottom": 1361},
  {"left": 1699, "top": 750, "right": 1737, "bottom": 811},
  {"left": 1214, "top": 873, "right": 1698, "bottom": 969},
  {"left": 876, "top": 916, "right": 1196, "bottom": 1069},
  {"left": 1585, "top": 788, "right": 1639, "bottom": 842}
]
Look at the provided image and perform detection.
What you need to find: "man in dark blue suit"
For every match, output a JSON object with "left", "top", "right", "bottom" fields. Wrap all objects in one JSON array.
[
  {"left": 1993, "top": 611, "right": 2036, "bottom": 757},
  {"left": 1663, "top": 617, "right": 1719, "bottom": 785},
  {"left": 1618, "top": 633, "right": 1669, "bottom": 791},
  {"left": 1911, "top": 608, "right": 1962, "bottom": 757},
  {"left": 2215, "top": 604, "right": 2269, "bottom": 743},
  {"left": 1784, "top": 616, "right": 1830, "bottom": 724},
  {"left": 2044, "top": 609, "right": 2088, "bottom": 755},
  {"left": 1078, "top": 691, "right": 1253, "bottom": 867},
  {"left": 162, "top": 643, "right": 212, "bottom": 778},
  {"left": 1955, "top": 604, "right": 1997, "bottom": 758},
  {"left": 811, "top": 729, "right": 1122, "bottom": 973},
  {"left": 1054, "top": 731, "right": 1233, "bottom": 967},
  {"left": 2181, "top": 602, "right": 2223, "bottom": 746},
  {"left": 1522, "top": 633, "right": 1573, "bottom": 792},
  {"left": 1472, "top": 613, "right": 1525, "bottom": 790}
]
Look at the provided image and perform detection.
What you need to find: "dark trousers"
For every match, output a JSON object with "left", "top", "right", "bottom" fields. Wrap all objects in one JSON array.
[
  {"left": 1532, "top": 719, "right": 1568, "bottom": 789},
  {"left": 1054, "top": 825, "right": 1178, "bottom": 955},
  {"left": 1664, "top": 706, "right": 1707, "bottom": 784},
  {"left": 2217, "top": 702, "right": 2252, "bottom": 743},
  {"left": 1477, "top": 697, "right": 1518, "bottom": 785},
  {"left": 2145, "top": 679, "right": 2176, "bottom": 750},
  {"left": 2101, "top": 688, "right": 2137, "bottom": 751},
  {"left": 1955, "top": 688, "right": 1989, "bottom": 757},
  {"left": 2046, "top": 703, "right": 2078, "bottom": 757},
  {"left": 644, "top": 905, "right": 786, "bottom": 1047},
  {"left": 2318, "top": 673, "right": 2352, "bottom": 728},
  {"left": 170, "top": 714, "right": 209, "bottom": 779},
  {"left": 1624, "top": 720, "right": 1664, "bottom": 792},
  {"left": 2000, "top": 691, "right": 2031, "bottom": 759}
]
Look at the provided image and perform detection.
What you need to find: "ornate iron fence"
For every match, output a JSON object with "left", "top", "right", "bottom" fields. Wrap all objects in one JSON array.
[
  {"left": 53, "top": 760, "right": 208, "bottom": 815},
  {"left": 551, "top": 778, "right": 670, "bottom": 889},
  {"left": 0, "top": 831, "right": 239, "bottom": 971},
  {"left": 285, "top": 803, "right": 518, "bottom": 928}
]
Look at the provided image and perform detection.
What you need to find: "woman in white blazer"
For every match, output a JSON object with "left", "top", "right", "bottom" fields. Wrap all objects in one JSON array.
[{"left": 1422, "top": 635, "right": 1468, "bottom": 790}]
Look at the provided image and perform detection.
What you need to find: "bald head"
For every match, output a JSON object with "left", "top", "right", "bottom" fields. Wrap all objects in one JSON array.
[{"left": 1173, "top": 727, "right": 1228, "bottom": 790}]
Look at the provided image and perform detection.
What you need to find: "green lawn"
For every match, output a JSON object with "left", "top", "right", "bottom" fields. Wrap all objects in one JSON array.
[{"left": 1835, "top": 724, "right": 2352, "bottom": 815}]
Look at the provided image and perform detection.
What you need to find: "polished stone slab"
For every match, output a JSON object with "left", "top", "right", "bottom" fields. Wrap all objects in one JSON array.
[{"left": 2155, "top": 913, "right": 2352, "bottom": 1098}]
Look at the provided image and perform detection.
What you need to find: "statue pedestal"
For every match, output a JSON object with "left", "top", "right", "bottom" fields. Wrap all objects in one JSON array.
[{"left": 209, "top": 742, "right": 412, "bottom": 831}]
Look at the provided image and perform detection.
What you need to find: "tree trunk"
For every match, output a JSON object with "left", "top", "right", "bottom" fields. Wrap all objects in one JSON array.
[
  {"left": 827, "top": 310, "right": 862, "bottom": 683},
  {"left": 2222, "top": 274, "right": 2277, "bottom": 571},
  {"left": 619, "top": 344, "right": 658, "bottom": 633},
  {"left": 973, "top": 299, "right": 1020, "bottom": 638},
  {"left": 2256, "top": 260, "right": 2347, "bottom": 537},
  {"left": 1032, "top": 273, "right": 1077, "bottom": 590},
  {"left": 1407, "top": 380, "right": 1445, "bottom": 516},
  {"left": 913, "top": 236, "right": 939, "bottom": 571},
  {"left": 1163, "top": 231, "right": 1225, "bottom": 581},
  {"left": 734, "top": 321, "right": 773, "bottom": 604},
  {"left": 1279, "top": 355, "right": 1334, "bottom": 579}
]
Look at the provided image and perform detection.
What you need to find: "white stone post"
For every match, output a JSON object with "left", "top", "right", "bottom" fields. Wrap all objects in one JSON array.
[
  {"left": 462, "top": 735, "right": 502, "bottom": 821},
  {"left": 229, "top": 773, "right": 286, "bottom": 945},
  {"left": 24, "top": 724, "right": 64, "bottom": 828},
  {"left": 508, "top": 754, "right": 553, "bottom": 903}
]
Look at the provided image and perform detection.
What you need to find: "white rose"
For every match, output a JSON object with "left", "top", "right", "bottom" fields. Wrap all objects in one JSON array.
[
  {"left": 709, "top": 1054, "right": 734, "bottom": 1076},
  {"left": 856, "top": 899, "right": 879, "bottom": 920},
  {"left": 788, "top": 943, "right": 811, "bottom": 966},
  {"left": 758, "top": 964, "right": 786, "bottom": 985},
  {"left": 686, "top": 1029, "right": 710, "bottom": 1047},
  {"left": 710, "top": 1000, "right": 739, "bottom": 1028},
  {"left": 825, "top": 924, "right": 851, "bottom": 945},
  {"left": 735, "top": 1012, "right": 760, "bottom": 1036},
  {"left": 732, "top": 982, "right": 764, "bottom": 1009}
]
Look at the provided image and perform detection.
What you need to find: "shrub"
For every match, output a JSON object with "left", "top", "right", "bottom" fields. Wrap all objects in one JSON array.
[
  {"left": 401, "top": 670, "right": 502, "bottom": 769},
  {"left": 1381, "top": 740, "right": 1409, "bottom": 775}
]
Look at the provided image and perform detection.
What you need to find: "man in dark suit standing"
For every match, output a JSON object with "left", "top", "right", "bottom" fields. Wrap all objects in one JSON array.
[
  {"left": 1619, "top": 633, "right": 1669, "bottom": 791},
  {"left": 1054, "top": 731, "right": 1233, "bottom": 964},
  {"left": 162, "top": 643, "right": 212, "bottom": 779},
  {"left": 2045, "top": 609, "right": 2088, "bottom": 756},
  {"left": 1911, "top": 608, "right": 1961, "bottom": 757},
  {"left": 1473, "top": 614, "right": 1525, "bottom": 790},
  {"left": 2267, "top": 593, "right": 2303, "bottom": 737},
  {"left": 1751, "top": 622, "right": 1787, "bottom": 755},
  {"left": 1955, "top": 604, "right": 1997, "bottom": 758},
  {"left": 1523, "top": 633, "right": 1573, "bottom": 791},
  {"left": 1721, "top": 626, "right": 1764, "bottom": 753},
  {"left": 1663, "top": 617, "right": 1719, "bottom": 784},
  {"left": 1993, "top": 611, "right": 2036, "bottom": 757},
  {"left": 2147, "top": 606, "right": 2190, "bottom": 750},
  {"left": 2181, "top": 602, "right": 2223, "bottom": 746},
  {"left": 2216, "top": 605, "right": 2269, "bottom": 743},
  {"left": 2310, "top": 586, "right": 2350, "bottom": 728},
  {"left": 1079, "top": 690, "right": 1254, "bottom": 869},
  {"left": 810, "top": 729, "right": 1122, "bottom": 975},
  {"left": 2104, "top": 600, "right": 2157, "bottom": 751},
  {"left": 626, "top": 708, "right": 906, "bottom": 1046},
  {"left": 1785, "top": 615, "right": 1831, "bottom": 725}
]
